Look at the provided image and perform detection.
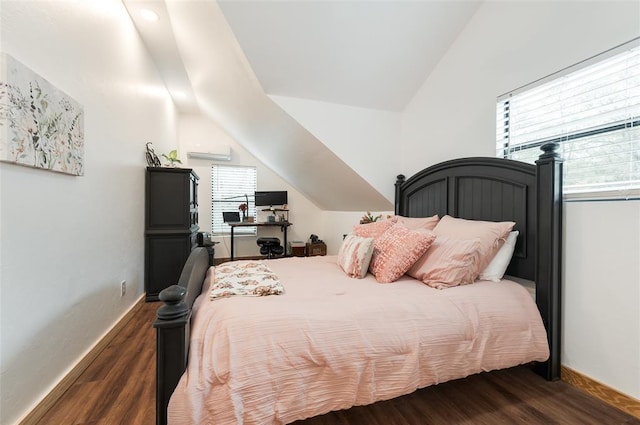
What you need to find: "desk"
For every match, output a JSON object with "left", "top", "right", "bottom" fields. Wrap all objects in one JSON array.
[{"left": 228, "top": 221, "right": 292, "bottom": 261}]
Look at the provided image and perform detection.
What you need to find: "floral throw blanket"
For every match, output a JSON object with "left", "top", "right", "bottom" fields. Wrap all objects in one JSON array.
[{"left": 210, "top": 261, "right": 285, "bottom": 300}]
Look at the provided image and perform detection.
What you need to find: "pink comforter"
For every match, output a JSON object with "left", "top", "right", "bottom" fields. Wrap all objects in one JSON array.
[{"left": 168, "top": 256, "right": 549, "bottom": 424}]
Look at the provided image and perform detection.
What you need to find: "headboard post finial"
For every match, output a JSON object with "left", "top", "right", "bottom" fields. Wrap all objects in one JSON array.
[
  {"left": 394, "top": 175, "right": 406, "bottom": 215},
  {"left": 156, "top": 285, "right": 189, "bottom": 321},
  {"left": 539, "top": 142, "right": 560, "bottom": 159}
]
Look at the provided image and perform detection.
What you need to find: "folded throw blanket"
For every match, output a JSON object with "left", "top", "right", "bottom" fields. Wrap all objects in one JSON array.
[{"left": 210, "top": 261, "right": 285, "bottom": 300}]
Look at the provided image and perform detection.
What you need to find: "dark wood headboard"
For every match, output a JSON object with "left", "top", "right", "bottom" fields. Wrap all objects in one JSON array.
[
  {"left": 395, "top": 157, "right": 536, "bottom": 280},
  {"left": 395, "top": 142, "right": 563, "bottom": 381}
]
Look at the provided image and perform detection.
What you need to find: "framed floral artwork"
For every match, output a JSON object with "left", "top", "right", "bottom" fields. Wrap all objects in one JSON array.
[{"left": 0, "top": 52, "right": 84, "bottom": 176}]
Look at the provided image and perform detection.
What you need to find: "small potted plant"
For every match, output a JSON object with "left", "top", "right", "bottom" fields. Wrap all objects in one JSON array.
[
  {"left": 360, "top": 211, "right": 382, "bottom": 224},
  {"left": 162, "top": 150, "right": 182, "bottom": 167}
]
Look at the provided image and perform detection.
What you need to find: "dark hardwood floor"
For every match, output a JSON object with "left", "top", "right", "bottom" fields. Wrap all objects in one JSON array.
[
  {"left": 36, "top": 301, "right": 157, "bottom": 425},
  {"left": 37, "top": 301, "right": 639, "bottom": 425}
]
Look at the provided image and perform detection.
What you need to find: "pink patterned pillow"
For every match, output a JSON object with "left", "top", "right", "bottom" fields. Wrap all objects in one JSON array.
[
  {"left": 394, "top": 214, "right": 440, "bottom": 231},
  {"left": 433, "top": 215, "right": 514, "bottom": 275},
  {"left": 407, "top": 236, "right": 482, "bottom": 289},
  {"left": 352, "top": 216, "right": 398, "bottom": 239},
  {"left": 369, "top": 224, "right": 436, "bottom": 283},
  {"left": 337, "top": 234, "right": 375, "bottom": 279}
]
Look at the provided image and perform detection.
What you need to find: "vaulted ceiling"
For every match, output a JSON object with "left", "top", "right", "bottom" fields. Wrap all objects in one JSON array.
[
  {"left": 218, "top": 1, "right": 480, "bottom": 111},
  {"left": 123, "top": 0, "right": 480, "bottom": 211}
]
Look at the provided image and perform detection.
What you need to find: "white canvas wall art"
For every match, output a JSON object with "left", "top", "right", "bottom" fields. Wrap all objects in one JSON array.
[{"left": 0, "top": 52, "right": 84, "bottom": 176}]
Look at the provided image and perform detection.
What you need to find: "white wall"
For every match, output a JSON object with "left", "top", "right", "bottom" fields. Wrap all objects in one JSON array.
[
  {"left": 0, "top": 1, "right": 178, "bottom": 423},
  {"left": 564, "top": 201, "right": 640, "bottom": 398},
  {"left": 402, "top": 1, "right": 640, "bottom": 398},
  {"left": 269, "top": 95, "right": 401, "bottom": 203},
  {"left": 178, "top": 114, "right": 324, "bottom": 258},
  {"left": 265, "top": 96, "right": 400, "bottom": 252},
  {"left": 403, "top": 1, "right": 640, "bottom": 171}
]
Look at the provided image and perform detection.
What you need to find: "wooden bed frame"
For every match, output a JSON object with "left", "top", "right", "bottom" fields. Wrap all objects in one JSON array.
[{"left": 153, "top": 143, "right": 563, "bottom": 425}]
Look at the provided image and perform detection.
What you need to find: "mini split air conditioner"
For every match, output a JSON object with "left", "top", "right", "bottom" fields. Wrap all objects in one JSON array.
[{"left": 187, "top": 148, "right": 231, "bottom": 162}]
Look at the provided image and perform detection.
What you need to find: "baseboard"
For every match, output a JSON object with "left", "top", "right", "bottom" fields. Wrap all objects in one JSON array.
[
  {"left": 18, "top": 295, "right": 146, "bottom": 425},
  {"left": 561, "top": 365, "right": 640, "bottom": 419}
]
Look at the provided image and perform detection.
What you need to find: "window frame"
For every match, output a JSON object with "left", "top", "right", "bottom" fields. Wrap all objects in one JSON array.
[
  {"left": 496, "top": 38, "right": 640, "bottom": 201},
  {"left": 211, "top": 164, "right": 257, "bottom": 235}
]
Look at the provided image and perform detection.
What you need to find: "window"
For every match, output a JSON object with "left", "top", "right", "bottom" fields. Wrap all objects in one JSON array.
[
  {"left": 496, "top": 39, "right": 640, "bottom": 199},
  {"left": 211, "top": 165, "right": 257, "bottom": 234}
]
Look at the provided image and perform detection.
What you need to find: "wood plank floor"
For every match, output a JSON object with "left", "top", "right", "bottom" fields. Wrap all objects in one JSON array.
[{"left": 37, "top": 301, "right": 639, "bottom": 425}]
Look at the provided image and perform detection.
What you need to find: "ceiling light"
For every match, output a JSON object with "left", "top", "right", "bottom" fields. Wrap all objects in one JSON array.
[{"left": 139, "top": 8, "right": 159, "bottom": 22}]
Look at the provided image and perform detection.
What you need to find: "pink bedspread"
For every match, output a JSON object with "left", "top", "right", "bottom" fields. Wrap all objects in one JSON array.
[{"left": 168, "top": 256, "right": 549, "bottom": 424}]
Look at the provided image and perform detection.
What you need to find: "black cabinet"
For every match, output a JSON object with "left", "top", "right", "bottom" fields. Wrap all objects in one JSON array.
[{"left": 145, "top": 167, "right": 199, "bottom": 301}]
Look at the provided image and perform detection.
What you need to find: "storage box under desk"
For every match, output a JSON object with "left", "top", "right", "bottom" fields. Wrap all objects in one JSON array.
[
  {"left": 306, "top": 242, "right": 327, "bottom": 257},
  {"left": 291, "top": 245, "right": 306, "bottom": 257}
]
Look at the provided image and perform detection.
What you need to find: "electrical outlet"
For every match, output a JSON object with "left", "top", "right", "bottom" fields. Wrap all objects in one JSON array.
[{"left": 120, "top": 280, "right": 126, "bottom": 297}]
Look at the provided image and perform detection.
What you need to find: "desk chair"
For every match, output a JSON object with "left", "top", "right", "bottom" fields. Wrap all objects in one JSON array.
[{"left": 257, "top": 237, "right": 284, "bottom": 259}]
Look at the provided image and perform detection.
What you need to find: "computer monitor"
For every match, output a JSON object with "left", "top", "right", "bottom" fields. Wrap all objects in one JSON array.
[
  {"left": 222, "top": 211, "right": 241, "bottom": 223},
  {"left": 254, "top": 191, "right": 288, "bottom": 207}
]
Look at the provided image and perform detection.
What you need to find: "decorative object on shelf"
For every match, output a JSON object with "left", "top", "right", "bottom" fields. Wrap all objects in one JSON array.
[
  {"left": 0, "top": 52, "right": 84, "bottom": 176},
  {"left": 360, "top": 211, "right": 382, "bottom": 224},
  {"left": 162, "top": 149, "right": 182, "bottom": 167},
  {"left": 238, "top": 202, "right": 248, "bottom": 221},
  {"left": 307, "top": 233, "right": 327, "bottom": 257},
  {"left": 145, "top": 142, "right": 161, "bottom": 167},
  {"left": 306, "top": 234, "right": 327, "bottom": 256}
]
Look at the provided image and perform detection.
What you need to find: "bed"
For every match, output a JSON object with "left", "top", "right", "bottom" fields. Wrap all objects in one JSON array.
[{"left": 154, "top": 143, "right": 563, "bottom": 425}]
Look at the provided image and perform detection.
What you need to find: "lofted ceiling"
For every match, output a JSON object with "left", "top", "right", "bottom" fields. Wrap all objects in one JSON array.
[
  {"left": 218, "top": 1, "right": 480, "bottom": 111},
  {"left": 123, "top": 0, "right": 480, "bottom": 210}
]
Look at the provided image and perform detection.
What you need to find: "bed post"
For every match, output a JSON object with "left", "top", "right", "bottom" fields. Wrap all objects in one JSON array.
[
  {"left": 395, "top": 174, "right": 405, "bottom": 215},
  {"left": 154, "top": 285, "right": 191, "bottom": 425},
  {"left": 154, "top": 247, "right": 210, "bottom": 425},
  {"left": 535, "top": 142, "right": 563, "bottom": 381}
]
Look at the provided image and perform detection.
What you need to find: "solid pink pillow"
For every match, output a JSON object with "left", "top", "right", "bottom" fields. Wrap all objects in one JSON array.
[
  {"left": 433, "top": 215, "right": 514, "bottom": 274},
  {"left": 337, "top": 234, "right": 375, "bottom": 279},
  {"left": 352, "top": 216, "right": 398, "bottom": 239},
  {"left": 394, "top": 214, "right": 440, "bottom": 231},
  {"left": 407, "top": 236, "right": 482, "bottom": 289},
  {"left": 369, "top": 224, "right": 436, "bottom": 283}
]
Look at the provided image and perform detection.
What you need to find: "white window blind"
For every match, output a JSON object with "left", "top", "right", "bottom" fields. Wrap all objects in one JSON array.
[
  {"left": 496, "top": 39, "right": 640, "bottom": 199},
  {"left": 211, "top": 165, "right": 257, "bottom": 234}
]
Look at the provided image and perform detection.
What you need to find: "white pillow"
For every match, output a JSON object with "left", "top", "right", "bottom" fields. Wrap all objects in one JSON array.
[
  {"left": 478, "top": 231, "right": 519, "bottom": 282},
  {"left": 337, "top": 234, "right": 375, "bottom": 279}
]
